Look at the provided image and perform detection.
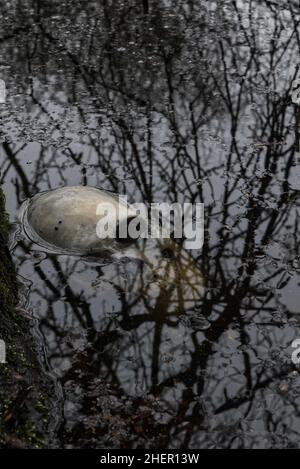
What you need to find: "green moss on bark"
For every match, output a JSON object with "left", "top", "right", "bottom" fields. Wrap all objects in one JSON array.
[
  {"left": 0, "top": 189, "right": 19, "bottom": 325},
  {"left": 0, "top": 187, "right": 54, "bottom": 449}
]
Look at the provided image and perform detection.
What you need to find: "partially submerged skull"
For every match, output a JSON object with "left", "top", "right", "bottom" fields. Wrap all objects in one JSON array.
[
  {"left": 20, "top": 185, "right": 206, "bottom": 306},
  {"left": 21, "top": 186, "right": 138, "bottom": 255}
]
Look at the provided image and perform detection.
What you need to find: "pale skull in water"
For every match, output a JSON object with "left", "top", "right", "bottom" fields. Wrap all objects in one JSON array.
[
  {"left": 21, "top": 185, "right": 206, "bottom": 305},
  {"left": 21, "top": 186, "right": 138, "bottom": 255}
]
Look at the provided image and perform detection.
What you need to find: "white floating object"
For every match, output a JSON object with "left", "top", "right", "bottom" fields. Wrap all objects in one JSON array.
[
  {"left": 20, "top": 186, "right": 206, "bottom": 305},
  {"left": 21, "top": 186, "right": 138, "bottom": 255}
]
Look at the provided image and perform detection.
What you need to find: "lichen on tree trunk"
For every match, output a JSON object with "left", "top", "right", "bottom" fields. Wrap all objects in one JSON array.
[{"left": 0, "top": 187, "right": 54, "bottom": 449}]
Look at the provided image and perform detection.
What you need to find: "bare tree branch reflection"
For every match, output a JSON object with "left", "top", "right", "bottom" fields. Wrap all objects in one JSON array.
[{"left": 1, "top": 0, "right": 300, "bottom": 449}]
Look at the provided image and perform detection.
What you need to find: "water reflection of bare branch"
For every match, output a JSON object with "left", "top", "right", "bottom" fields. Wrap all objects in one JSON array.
[{"left": 1, "top": 0, "right": 300, "bottom": 449}]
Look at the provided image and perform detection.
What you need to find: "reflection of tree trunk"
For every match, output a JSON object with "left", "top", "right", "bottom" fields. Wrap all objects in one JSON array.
[
  {"left": 295, "top": 105, "right": 300, "bottom": 153},
  {"left": 143, "top": 0, "right": 149, "bottom": 14},
  {"left": 0, "top": 187, "right": 54, "bottom": 449},
  {"left": 2, "top": 143, "right": 31, "bottom": 198}
]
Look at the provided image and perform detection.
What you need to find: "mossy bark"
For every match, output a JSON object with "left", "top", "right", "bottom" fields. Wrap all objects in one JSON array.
[{"left": 0, "top": 187, "right": 54, "bottom": 448}]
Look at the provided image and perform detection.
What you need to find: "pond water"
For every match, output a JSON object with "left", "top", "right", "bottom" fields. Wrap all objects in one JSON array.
[{"left": 1, "top": 0, "right": 300, "bottom": 449}]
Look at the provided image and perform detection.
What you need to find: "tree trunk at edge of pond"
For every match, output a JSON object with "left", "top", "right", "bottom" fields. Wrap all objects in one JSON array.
[{"left": 0, "top": 186, "right": 55, "bottom": 449}]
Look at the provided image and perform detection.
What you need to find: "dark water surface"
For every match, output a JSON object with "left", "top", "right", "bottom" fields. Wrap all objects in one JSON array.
[{"left": 1, "top": 0, "right": 300, "bottom": 449}]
